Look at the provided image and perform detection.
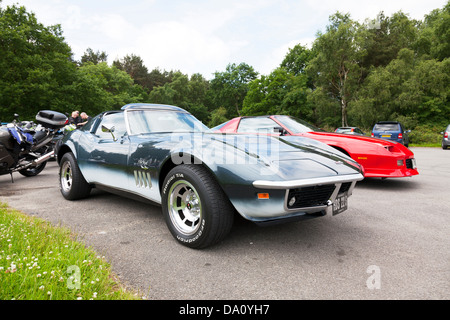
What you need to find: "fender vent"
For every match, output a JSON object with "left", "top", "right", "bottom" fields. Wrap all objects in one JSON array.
[{"left": 134, "top": 170, "right": 152, "bottom": 189}]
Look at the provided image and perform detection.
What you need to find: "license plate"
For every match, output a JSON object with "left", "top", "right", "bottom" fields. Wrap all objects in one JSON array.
[
  {"left": 381, "top": 134, "right": 391, "bottom": 138},
  {"left": 333, "top": 193, "right": 348, "bottom": 215}
]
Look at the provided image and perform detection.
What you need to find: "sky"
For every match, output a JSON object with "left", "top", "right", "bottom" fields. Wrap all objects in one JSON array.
[{"left": 1, "top": 0, "right": 447, "bottom": 79}]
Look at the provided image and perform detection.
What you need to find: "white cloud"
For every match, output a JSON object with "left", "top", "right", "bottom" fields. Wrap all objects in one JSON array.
[
  {"left": 133, "top": 20, "right": 231, "bottom": 76},
  {"left": 1, "top": 0, "right": 447, "bottom": 78}
]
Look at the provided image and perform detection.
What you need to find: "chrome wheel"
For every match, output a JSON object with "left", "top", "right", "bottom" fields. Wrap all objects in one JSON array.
[
  {"left": 168, "top": 180, "right": 202, "bottom": 236},
  {"left": 60, "top": 160, "right": 73, "bottom": 193}
]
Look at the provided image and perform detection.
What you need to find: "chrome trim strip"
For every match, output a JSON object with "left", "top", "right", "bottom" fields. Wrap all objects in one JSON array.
[{"left": 253, "top": 173, "right": 364, "bottom": 189}]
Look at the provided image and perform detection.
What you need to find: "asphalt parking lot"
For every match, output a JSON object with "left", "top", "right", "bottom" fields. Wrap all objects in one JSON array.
[{"left": 0, "top": 147, "right": 448, "bottom": 300}]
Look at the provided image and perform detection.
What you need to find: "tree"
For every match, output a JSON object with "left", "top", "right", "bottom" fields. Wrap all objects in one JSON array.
[
  {"left": 280, "top": 44, "right": 314, "bottom": 76},
  {"left": 209, "top": 63, "right": 258, "bottom": 118},
  {"left": 147, "top": 71, "right": 210, "bottom": 123},
  {"left": 242, "top": 68, "right": 311, "bottom": 120},
  {"left": 0, "top": 3, "right": 76, "bottom": 119},
  {"left": 71, "top": 62, "right": 147, "bottom": 115},
  {"left": 80, "top": 48, "right": 108, "bottom": 66},
  {"left": 113, "top": 54, "right": 151, "bottom": 90},
  {"left": 416, "top": 2, "right": 450, "bottom": 60},
  {"left": 349, "top": 48, "right": 449, "bottom": 127},
  {"left": 361, "top": 11, "right": 419, "bottom": 69},
  {"left": 208, "top": 107, "right": 228, "bottom": 128},
  {"left": 307, "top": 12, "right": 366, "bottom": 127},
  {"left": 147, "top": 68, "right": 175, "bottom": 92}
]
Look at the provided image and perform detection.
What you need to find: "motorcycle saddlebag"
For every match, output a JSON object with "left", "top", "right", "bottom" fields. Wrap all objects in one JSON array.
[
  {"left": 35, "top": 110, "right": 68, "bottom": 129},
  {"left": 0, "top": 127, "right": 15, "bottom": 149}
]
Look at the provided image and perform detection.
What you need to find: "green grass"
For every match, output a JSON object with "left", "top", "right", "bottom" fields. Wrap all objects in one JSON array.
[
  {"left": 0, "top": 203, "right": 142, "bottom": 300},
  {"left": 410, "top": 143, "right": 441, "bottom": 148}
]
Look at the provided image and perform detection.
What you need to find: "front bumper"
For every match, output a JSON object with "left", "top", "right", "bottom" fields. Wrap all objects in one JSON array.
[
  {"left": 363, "top": 156, "right": 419, "bottom": 178},
  {"left": 228, "top": 173, "right": 364, "bottom": 223}
]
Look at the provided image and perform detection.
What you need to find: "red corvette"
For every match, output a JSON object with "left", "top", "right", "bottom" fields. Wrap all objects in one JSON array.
[{"left": 213, "top": 115, "right": 419, "bottom": 178}]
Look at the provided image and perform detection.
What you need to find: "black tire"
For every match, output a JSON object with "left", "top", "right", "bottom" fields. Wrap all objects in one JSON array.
[
  {"left": 161, "top": 164, "right": 234, "bottom": 249},
  {"left": 59, "top": 152, "right": 91, "bottom": 200}
]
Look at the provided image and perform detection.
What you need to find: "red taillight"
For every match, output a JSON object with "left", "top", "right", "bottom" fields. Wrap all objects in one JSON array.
[
  {"left": 371, "top": 133, "right": 374, "bottom": 137},
  {"left": 398, "top": 133, "right": 403, "bottom": 139},
  {"left": 445, "top": 132, "right": 449, "bottom": 139}
]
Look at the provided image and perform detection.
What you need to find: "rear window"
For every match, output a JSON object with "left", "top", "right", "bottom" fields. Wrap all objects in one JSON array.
[{"left": 373, "top": 123, "right": 400, "bottom": 131}]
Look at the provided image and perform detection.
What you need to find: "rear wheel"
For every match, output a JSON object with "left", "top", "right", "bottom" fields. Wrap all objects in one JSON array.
[
  {"left": 59, "top": 152, "right": 91, "bottom": 200},
  {"left": 161, "top": 164, "right": 234, "bottom": 249},
  {"left": 19, "top": 161, "right": 47, "bottom": 177}
]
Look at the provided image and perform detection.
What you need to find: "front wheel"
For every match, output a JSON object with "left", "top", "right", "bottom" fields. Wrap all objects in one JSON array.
[
  {"left": 59, "top": 152, "right": 91, "bottom": 200},
  {"left": 161, "top": 165, "right": 234, "bottom": 249}
]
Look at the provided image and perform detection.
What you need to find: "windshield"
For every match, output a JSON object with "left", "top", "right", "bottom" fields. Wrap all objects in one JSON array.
[
  {"left": 126, "top": 110, "right": 208, "bottom": 135},
  {"left": 273, "top": 115, "right": 323, "bottom": 133},
  {"left": 373, "top": 123, "right": 400, "bottom": 131}
]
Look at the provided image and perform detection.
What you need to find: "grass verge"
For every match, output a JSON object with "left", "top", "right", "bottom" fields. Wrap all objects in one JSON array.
[{"left": 0, "top": 202, "right": 142, "bottom": 300}]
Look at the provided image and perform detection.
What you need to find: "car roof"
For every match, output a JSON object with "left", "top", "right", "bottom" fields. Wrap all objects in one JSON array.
[
  {"left": 374, "top": 121, "right": 401, "bottom": 124},
  {"left": 121, "top": 103, "right": 188, "bottom": 112}
]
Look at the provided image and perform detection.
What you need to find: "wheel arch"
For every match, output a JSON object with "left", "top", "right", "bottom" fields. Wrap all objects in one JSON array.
[
  {"left": 56, "top": 144, "right": 75, "bottom": 165},
  {"left": 330, "top": 145, "right": 351, "bottom": 157},
  {"left": 158, "top": 152, "right": 217, "bottom": 194}
]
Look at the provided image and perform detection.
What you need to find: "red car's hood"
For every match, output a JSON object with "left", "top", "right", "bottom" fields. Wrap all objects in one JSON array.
[
  {"left": 298, "top": 131, "right": 414, "bottom": 156},
  {"left": 305, "top": 131, "right": 392, "bottom": 143}
]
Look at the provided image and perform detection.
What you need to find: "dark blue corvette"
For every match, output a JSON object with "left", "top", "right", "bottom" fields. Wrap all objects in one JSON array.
[{"left": 57, "top": 103, "right": 364, "bottom": 248}]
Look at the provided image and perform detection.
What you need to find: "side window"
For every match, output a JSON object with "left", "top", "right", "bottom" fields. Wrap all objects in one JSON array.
[
  {"left": 95, "top": 112, "right": 127, "bottom": 139},
  {"left": 237, "top": 118, "right": 279, "bottom": 133}
]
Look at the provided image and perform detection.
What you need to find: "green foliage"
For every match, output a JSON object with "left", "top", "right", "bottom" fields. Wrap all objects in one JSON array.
[
  {"left": 209, "top": 63, "right": 258, "bottom": 118},
  {"left": 0, "top": 4, "right": 76, "bottom": 119},
  {"left": 242, "top": 68, "right": 312, "bottom": 121},
  {"left": 350, "top": 49, "right": 449, "bottom": 128},
  {"left": 409, "top": 124, "right": 443, "bottom": 145},
  {"left": 70, "top": 62, "right": 148, "bottom": 115},
  {"left": 208, "top": 106, "right": 228, "bottom": 128},
  {"left": 80, "top": 48, "right": 108, "bottom": 66}
]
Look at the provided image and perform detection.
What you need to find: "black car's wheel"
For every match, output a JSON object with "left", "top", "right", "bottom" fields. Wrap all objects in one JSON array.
[
  {"left": 59, "top": 152, "right": 91, "bottom": 200},
  {"left": 161, "top": 164, "right": 234, "bottom": 249}
]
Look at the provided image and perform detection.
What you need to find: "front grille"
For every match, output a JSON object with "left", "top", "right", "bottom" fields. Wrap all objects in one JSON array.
[
  {"left": 287, "top": 184, "right": 335, "bottom": 209},
  {"left": 339, "top": 182, "right": 352, "bottom": 194}
]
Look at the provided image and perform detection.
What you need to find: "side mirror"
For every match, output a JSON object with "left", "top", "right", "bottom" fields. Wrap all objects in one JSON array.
[
  {"left": 101, "top": 125, "right": 117, "bottom": 141},
  {"left": 273, "top": 126, "right": 287, "bottom": 136}
]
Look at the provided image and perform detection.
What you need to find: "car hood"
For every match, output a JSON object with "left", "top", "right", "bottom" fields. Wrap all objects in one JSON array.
[
  {"left": 303, "top": 131, "right": 414, "bottom": 156},
  {"left": 308, "top": 131, "right": 394, "bottom": 144},
  {"left": 196, "top": 133, "right": 363, "bottom": 180}
]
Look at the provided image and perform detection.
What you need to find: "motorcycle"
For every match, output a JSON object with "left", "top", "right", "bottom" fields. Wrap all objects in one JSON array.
[{"left": 0, "top": 110, "right": 68, "bottom": 182}]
